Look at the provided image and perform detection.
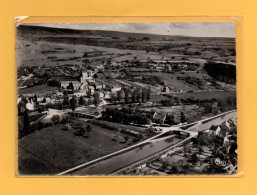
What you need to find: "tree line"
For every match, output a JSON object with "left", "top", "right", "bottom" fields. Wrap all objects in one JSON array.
[{"left": 110, "top": 87, "right": 151, "bottom": 103}]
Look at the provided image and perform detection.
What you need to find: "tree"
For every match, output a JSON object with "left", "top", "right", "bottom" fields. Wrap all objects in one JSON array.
[
  {"left": 41, "top": 97, "right": 46, "bottom": 103},
  {"left": 136, "top": 89, "right": 142, "bottom": 102},
  {"left": 86, "top": 124, "right": 92, "bottom": 132},
  {"left": 141, "top": 90, "right": 146, "bottom": 103},
  {"left": 93, "top": 92, "right": 101, "bottom": 106},
  {"left": 125, "top": 90, "right": 131, "bottom": 103},
  {"left": 180, "top": 112, "right": 187, "bottom": 123},
  {"left": 87, "top": 89, "right": 92, "bottom": 97},
  {"left": 70, "top": 95, "right": 77, "bottom": 111},
  {"left": 18, "top": 98, "right": 27, "bottom": 116},
  {"left": 88, "top": 98, "right": 93, "bottom": 105},
  {"left": 117, "top": 90, "right": 125, "bottom": 102},
  {"left": 78, "top": 96, "right": 85, "bottom": 105},
  {"left": 33, "top": 95, "right": 37, "bottom": 102},
  {"left": 62, "top": 95, "right": 69, "bottom": 106},
  {"left": 146, "top": 88, "right": 151, "bottom": 101},
  {"left": 68, "top": 82, "right": 74, "bottom": 91},
  {"left": 51, "top": 115, "right": 60, "bottom": 125},
  {"left": 177, "top": 97, "right": 181, "bottom": 105},
  {"left": 110, "top": 93, "right": 116, "bottom": 103},
  {"left": 132, "top": 91, "right": 136, "bottom": 103},
  {"left": 166, "top": 114, "right": 175, "bottom": 125},
  {"left": 124, "top": 136, "right": 129, "bottom": 142},
  {"left": 23, "top": 109, "right": 30, "bottom": 133},
  {"left": 93, "top": 73, "right": 98, "bottom": 78}
]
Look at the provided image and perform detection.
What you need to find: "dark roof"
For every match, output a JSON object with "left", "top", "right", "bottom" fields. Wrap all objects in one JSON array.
[{"left": 209, "top": 125, "right": 219, "bottom": 131}]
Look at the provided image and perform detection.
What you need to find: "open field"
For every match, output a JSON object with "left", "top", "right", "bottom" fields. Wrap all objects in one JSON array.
[
  {"left": 150, "top": 94, "right": 171, "bottom": 103},
  {"left": 18, "top": 84, "right": 59, "bottom": 95},
  {"left": 90, "top": 119, "right": 155, "bottom": 138},
  {"left": 17, "top": 25, "right": 235, "bottom": 68},
  {"left": 165, "top": 90, "right": 236, "bottom": 101},
  {"left": 18, "top": 123, "right": 137, "bottom": 174}
]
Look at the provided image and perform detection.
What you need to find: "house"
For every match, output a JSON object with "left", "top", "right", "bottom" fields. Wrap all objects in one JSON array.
[
  {"left": 104, "top": 91, "right": 111, "bottom": 99},
  {"left": 209, "top": 125, "right": 221, "bottom": 136},
  {"left": 163, "top": 86, "right": 169, "bottom": 92},
  {"left": 88, "top": 86, "right": 95, "bottom": 94},
  {"left": 152, "top": 112, "right": 166, "bottom": 124},
  {"left": 95, "top": 82, "right": 105, "bottom": 90},
  {"left": 80, "top": 70, "right": 94, "bottom": 84},
  {"left": 225, "top": 120, "right": 231, "bottom": 129},
  {"left": 37, "top": 96, "right": 45, "bottom": 102},
  {"left": 26, "top": 102, "right": 34, "bottom": 111},
  {"left": 45, "top": 97, "right": 53, "bottom": 103},
  {"left": 74, "top": 92, "right": 86, "bottom": 97},
  {"left": 222, "top": 132, "right": 233, "bottom": 150},
  {"left": 98, "top": 92, "right": 105, "bottom": 99},
  {"left": 111, "top": 86, "right": 121, "bottom": 93},
  {"left": 54, "top": 91, "right": 63, "bottom": 97},
  {"left": 134, "top": 76, "right": 142, "bottom": 80},
  {"left": 95, "top": 65, "right": 104, "bottom": 70},
  {"left": 111, "top": 85, "right": 121, "bottom": 93},
  {"left": 228, "top": 119, "right": 237, "bottom": 128}
]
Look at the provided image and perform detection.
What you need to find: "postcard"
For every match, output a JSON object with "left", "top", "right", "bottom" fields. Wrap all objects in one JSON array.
[{"left": 16, "top": 22, "right": 237, "bottom": 175}]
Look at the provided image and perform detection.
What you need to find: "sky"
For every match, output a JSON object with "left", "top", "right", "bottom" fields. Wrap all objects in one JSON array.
[{"left": 22, "top": 22, "right": 235, "bottom": 38}]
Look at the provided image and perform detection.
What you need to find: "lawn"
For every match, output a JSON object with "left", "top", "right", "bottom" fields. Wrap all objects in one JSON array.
[
  {"left": 136, "top": 72, "right": 199, "bottom": 92},
  {"left": 18, "top": 84, "right": 59, "bottom": 95},
  {"left": 169, "top": 90, "right": 236, "bottom": 101},
  {"left": 18, "top": 123, "right": 135, "bottom": 175},
  {"left": 150, "top": 94, "right": 170, "bottom": 103},
  {"left": 90, "top": 119, "right": 155, "bottom": 137}
]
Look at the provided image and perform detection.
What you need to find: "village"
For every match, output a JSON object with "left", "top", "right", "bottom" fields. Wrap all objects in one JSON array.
[{"left": 119, "top": 117, "right": 237, "bottom": 175}]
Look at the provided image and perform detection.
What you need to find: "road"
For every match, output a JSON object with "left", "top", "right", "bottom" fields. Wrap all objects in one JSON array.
[{"left": 57, "top": 110, "right": 236, "bottom": 175}]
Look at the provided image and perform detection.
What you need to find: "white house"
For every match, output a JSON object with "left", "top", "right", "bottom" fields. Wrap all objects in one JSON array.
[
  {"left": 209, "top": 125, "right": 221, "bottom": 136},
  {"left": 111, "top": 87, "right": 121, "bottom": 93},
  {"left": 74, "top": 92, "right": 86, "bottom": 97}
]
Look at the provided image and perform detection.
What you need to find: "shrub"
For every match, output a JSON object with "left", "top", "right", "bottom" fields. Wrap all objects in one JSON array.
[
  {"left": 45, "top": 122, "right": 52, "bottom": 127},
  {"left": 51, "top": 115, "right": 61, "bottom": 125},
  {"left": 37, "top": 121, "right": 45, "bottom": 130},
  {"left": 61, "top": 125, "right": 69, "bottom": 131}
]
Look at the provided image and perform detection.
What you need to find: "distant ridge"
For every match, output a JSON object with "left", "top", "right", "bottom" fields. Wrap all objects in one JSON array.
[{"left": 17, "top": 24, "right": 235, "bottom": 40}]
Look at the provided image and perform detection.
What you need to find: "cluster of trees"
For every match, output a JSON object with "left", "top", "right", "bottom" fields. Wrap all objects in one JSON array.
[
  {"left": 62, "top": 93, "right": 101, "bottom": 111},
  {"left": 162, "top": 93, "right": 236, "bottom": 113},
  {"left": 47, "top": 79, "right": 61, "bottom": 87},
  {"left": 62, "top": 95, "right": 76, "bottom": 111},
  {"left": 90, "top": 120, "right": 121, "bottom": 132},
  {"left": 164, "top": 62, "right": 199, "bottom": 73},
  {"left": 141, "top": 76, "right": 165, "bottom": 86},
  {"left": 73, "top": 121, "right": 93, "bottom": 138},
  {"left": 102, "top": 107, "right": 152, "bottom": 125},
  {"left": 77, "top": 92, "right": 101, "bottom": 107},
  {"left": 204, "top": 62, "right": 236, "bottom": 84},
  {"left": 203, "top": 96, "right": 237, "bottom": 114},
  {"left": 25, "top": 78, "right": 46, "bottom": 88},
  {"left": 110, "top": 87, "right": 151, "bottom": 104},
  {"left": 160, "top": 96, "right": 182, "bottom": 106},
  {"left": 18, "top": 113, "right": 68, "bottom": 139},
  {"left": 177, "top": 76, "right": 203, "bottom": 88}
]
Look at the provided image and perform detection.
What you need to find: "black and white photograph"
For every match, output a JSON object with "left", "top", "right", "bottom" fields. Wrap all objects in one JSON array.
[{"left": 16, "top": 22, "right": 237, "bottom": 175}]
